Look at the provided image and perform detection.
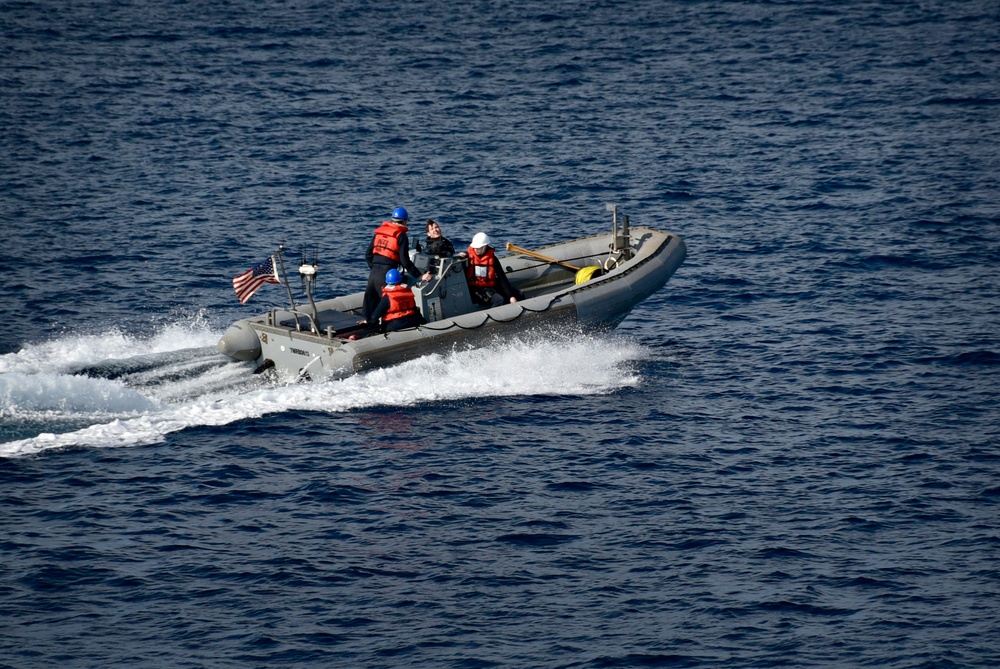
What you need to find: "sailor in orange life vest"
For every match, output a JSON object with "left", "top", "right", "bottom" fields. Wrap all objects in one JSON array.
[
  {"left": 363, "top": 207, "right": 433, "bottom": 319},
  {"left": 465, "top": 232, "right": 526, "bottom": 308},
  {"left": 366, "top": 269, "right": 427, "bottom": 333}
]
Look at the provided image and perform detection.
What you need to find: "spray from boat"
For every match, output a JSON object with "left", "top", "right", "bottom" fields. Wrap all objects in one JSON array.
[{"left": 1, "top": 321, "right": 648, "bottom": 458}]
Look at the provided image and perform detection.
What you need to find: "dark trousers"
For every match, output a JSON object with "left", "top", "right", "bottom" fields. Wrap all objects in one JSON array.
[
  {"left": 383, "top": 312, "right": 425, "bottom": 333},
  {"left": 471, "top": 288, "right": 505, "bottom": 308},
  {"left": 363, "top": 262, "right": 395, "bottom": 318}
]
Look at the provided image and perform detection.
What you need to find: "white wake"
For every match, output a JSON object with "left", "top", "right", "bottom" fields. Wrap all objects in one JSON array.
[{"left": 1, "top": 321, "right": 647, "bottom": 458}]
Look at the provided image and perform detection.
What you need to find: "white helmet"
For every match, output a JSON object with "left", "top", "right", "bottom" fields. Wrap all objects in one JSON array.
[{"left": 471, "top": 232, "right": 491, "bottom": 248}]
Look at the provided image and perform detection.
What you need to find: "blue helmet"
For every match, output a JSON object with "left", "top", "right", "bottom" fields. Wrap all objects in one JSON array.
[
  {"left": 385, "top": 268, "right": 402, "bottom": 285},
  {"left": 391, "top": 207, "right": 409, "bottom": 222}
]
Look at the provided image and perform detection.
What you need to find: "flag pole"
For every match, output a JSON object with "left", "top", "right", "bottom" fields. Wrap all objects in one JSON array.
[{"left": 275, "top": 245, "right": 298, "bottom": 312}]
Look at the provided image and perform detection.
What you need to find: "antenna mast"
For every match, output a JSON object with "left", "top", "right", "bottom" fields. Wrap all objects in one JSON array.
[{"left": 275, "top": 245, "right": 297, "bottom": 311}]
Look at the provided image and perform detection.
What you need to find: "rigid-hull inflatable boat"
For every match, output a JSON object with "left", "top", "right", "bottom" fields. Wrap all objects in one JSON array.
[{"left": 218, "top": 208, "right": 686, "bottom": 381}]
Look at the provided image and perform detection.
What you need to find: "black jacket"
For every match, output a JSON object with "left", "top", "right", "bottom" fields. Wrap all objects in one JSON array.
[{"left": 424, "top": 236, "right": 455, "bottom": 257}]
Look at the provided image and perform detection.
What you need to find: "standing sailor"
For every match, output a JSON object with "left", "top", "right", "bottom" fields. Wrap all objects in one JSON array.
[
  {"left": 424, "top": 219, "right": 458, "bottom": 257},
  {"left": 363, "top": 206, "right": 432, "bottom": 319}
]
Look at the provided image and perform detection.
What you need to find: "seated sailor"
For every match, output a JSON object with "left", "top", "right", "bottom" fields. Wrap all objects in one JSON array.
[
  {"left": 367, "top": 269, "right": 427, "bottom": 333},
  {"left": 465, "top": 232, "right": 525, "bottom": 308}
]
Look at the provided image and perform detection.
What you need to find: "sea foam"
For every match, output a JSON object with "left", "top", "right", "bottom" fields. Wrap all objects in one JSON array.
[{"left": 1, "top": 330, "right": 645, "bottom": 457}]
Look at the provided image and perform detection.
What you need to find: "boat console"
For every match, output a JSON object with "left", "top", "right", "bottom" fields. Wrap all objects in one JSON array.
[{"left": 410, "top": 252, "right": 475, "bottom": 322}]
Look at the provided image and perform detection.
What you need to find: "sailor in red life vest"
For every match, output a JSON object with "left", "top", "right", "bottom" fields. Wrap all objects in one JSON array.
[
  {"left": 367, "top": 269, "right": 426, "bottom": 333},
  {"left": 465, "top": 232, "right": 526, "bottom": 308},
  {"left": 362, "top": 207, "right": 432, "bottom": 320}
]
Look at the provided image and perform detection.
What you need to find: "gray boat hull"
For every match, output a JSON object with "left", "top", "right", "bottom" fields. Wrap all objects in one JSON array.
[{"left": 218, "top": 226, "right": 686, "bottom": 380}]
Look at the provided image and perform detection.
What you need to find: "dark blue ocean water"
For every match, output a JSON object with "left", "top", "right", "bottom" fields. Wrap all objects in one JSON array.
[{"left": 3, "top": 1, "right": 1000, "bottom": 667}]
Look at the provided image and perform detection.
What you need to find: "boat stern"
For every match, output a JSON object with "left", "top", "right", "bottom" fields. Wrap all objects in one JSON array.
[{"left": 217, "top": 320, "right": 262, "bottom": 362}]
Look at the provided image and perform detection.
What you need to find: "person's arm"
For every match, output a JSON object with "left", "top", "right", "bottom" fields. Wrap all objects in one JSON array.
[
  {"left": 365, "top": 237, "right": 375, "bottom": 269},
  {"left": 400, "top": 233, "right": 432, "bottom": 282},
  {"left": 368, "top": 295, "right": 390, "bottom": 324},
  {"left": 494, "top": 257, "right": 525, "bottom": 302},
  {"left": 399, "top": 234, "right": 419, "bottom": 276}
]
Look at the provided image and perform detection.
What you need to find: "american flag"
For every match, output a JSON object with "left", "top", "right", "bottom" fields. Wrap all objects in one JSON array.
[{"left": 232, "top": 256, "right": 280, "bottom": 303}]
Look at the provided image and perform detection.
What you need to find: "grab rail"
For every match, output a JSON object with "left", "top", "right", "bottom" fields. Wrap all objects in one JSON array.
[
  {"left": 421, "top": 255, "right": 466, "bottom": 297},
  {"left": 268, "top": 307, "right": 323, "bottom": 336}
]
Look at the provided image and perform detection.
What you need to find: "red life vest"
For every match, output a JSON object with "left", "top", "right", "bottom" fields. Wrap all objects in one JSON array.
[
  {"left": 372, "top": 221, "right": 407, "bottom": 262},
  {"left": 381, "top": 283, "right": 418, "bottom": 321},
  {"left": 465, "top": 246, "right": 497, "bottom": 288}
]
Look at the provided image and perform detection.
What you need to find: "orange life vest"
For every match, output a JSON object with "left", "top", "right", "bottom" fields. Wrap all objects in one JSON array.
[
  {"left": 381, "top": 283, "right": 418, "bottom": 321},
  {"left": 372, "top": 221, "right": 407, "bottom": 262},
  {"left": 465, "top": 246, "right": 497, "bottom": 288}
]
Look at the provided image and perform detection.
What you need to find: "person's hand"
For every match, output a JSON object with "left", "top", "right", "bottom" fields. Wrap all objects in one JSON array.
[
  {"left": 509, "top": 296, "right": 518, "bottom": 304},
  {"left": 421, "top": 271, "right": 432, "bottom": 282}
]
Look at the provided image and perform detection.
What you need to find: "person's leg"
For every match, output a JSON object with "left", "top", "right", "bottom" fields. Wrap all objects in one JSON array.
[
  {"left": 362, "top": 267, "right": 389, "bottom": 318},
  {"left": 385, "top": 313, "right": 423, "bottom": 333}
]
